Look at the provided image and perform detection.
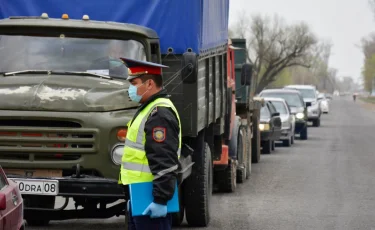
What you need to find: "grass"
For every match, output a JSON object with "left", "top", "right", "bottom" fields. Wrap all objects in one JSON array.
[{"left": 359, "top": 96, "right": 375, "bottom": 104}]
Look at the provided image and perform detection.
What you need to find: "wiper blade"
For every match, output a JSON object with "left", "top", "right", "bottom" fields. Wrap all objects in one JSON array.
[
  {"left": 3, "top": 70, "right": 52, "bottom": 76},
  {"left": 62, "top": 71, "right": 112, "bottom": 79},
  {"left": 3, "top": 70, "right": 112, "bottom": 79}
]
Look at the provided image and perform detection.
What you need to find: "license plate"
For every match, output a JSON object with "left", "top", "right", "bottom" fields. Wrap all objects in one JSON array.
[{"left": 12, "top": 178, "right": 59, "bottom": 196}]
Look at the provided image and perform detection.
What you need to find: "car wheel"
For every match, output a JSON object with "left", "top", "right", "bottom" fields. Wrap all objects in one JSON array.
[
  {"left": 312, "top": 119, "right": 320, "bottom": 127},
  {"left": 300, "top": 127, "right": 308, "bottom": 140},
  {"left": 291, "top": 135, "right": 295, "bottom": 144},
  {"left": 261, "top": 140, "right": 272, "bottom": 154},
  {"left": 282, "top": 136, "right": 292, "bottom": 147}
]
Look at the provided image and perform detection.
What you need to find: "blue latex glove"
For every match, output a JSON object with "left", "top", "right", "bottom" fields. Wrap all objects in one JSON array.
[{"left": 142, "top": 202, "right": 167, "bottom": 218}]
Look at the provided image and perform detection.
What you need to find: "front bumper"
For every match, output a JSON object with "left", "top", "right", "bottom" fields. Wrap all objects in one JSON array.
[
  {"left": 279, "top": 128, "right": 292, "bottom": 140},
  {"left": 261, "top": 130, "right": 272, "bottom": 141},
  {"left": 7, "top": 175, "right": 125, "bottom": 198}
]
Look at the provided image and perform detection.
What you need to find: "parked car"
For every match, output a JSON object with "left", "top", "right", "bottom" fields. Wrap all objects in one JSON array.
[
  {"left": 259, "top": 89, "right": 308, "bottom": 140},
  {"left": 284, "top": 85, "right": 321, "bottom": 127},
  {"left": 0, "top": 166, "right": 24, "bottom": 230},
  {"left": 318, "top": 93, "right": 329, "bottom": 114},
  {"left": 265, "top": 97, "right": 295, "bottom": 147},
  {"left": 259, "top": 101, "right": 282, "bottom": 154}
]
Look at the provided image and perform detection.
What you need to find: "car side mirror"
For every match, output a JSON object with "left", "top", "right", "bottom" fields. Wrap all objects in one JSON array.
[
  {"left": 305, "top": 102, "right": 312, "bottom": 107},
  {"left": 0, "top": 193, "right": 6, "bottom": 210},
  {"left": 241, "top": 63, "right": 253, "bottom": 86},
  {"left": 181, "top": 52, "right": 198, "bottom": 84},
  {"left": 272, "top": 112, "right": 280, "bottom": 117}
]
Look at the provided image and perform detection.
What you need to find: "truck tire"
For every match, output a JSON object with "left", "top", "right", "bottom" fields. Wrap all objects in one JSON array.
[
  {"left": 300, "top": 126, "right": 308, "bottom": 140},
  {"left": 237, "top": 125, "right": 247, "bottom": 183},
  {"left": 184, "top": 142, "right": 213, "bottom": 227},
  {"left": 261, "top": 140, "right": 272, "bottom": 154},
  {"left": 245, "top": 126, "right": 251, "bottom": 179},
  {"left": 172, "top": 183, "right": 185, "bottom": 226},
  {"left": 216, "top": 159, "right": 237, "bottom": 192},
  {"left": 25, "top": 195, "right": 55, "bottom": 226},
  {"left": 251, "top": 113, "right": 261, "bottom": 163}
]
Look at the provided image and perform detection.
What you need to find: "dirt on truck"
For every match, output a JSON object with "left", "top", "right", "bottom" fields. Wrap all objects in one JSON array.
[{"left": 0, "top": 0, "right": 253, "bottom": 228}]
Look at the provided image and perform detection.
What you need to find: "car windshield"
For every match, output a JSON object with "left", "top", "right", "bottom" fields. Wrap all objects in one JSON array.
[
  {"left": 0, "top": 35, "right": 147, "bottom": 79},
  {"left": 294, "top": 88, "right": 316, "bottom": 99},
  {"left": 260, "top": 106, "right": 271, "bottom": 119},
  {"left": 270, "top": 101, "right": 288, "bottom": 115},
  {"left": 261, "top": 92, "right": 304, "bottom": 107}
]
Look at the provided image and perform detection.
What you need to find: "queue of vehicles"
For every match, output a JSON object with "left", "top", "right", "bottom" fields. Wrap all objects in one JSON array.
[{"left": 0, "top": 1, "right": 333, "bottom": 229}]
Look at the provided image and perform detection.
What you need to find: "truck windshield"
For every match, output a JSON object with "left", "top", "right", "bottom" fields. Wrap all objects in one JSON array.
[{"left": 0, "top": 35, "right": 147, "bottom": 79}]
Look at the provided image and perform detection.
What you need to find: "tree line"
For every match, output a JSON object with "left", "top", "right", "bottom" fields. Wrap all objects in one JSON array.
[{"left": 229, "top": 12, "right": 349, "bottom": 94}]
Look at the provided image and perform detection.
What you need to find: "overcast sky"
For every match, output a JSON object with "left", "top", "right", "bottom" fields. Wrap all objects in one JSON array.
[{"left": 229, "top": 0, "right": 375, "bottom": 82}]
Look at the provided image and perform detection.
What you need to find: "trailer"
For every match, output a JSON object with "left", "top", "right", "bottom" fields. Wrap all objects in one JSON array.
[{"left": 0, "top": 0, "right": 253, "bottom": 228}]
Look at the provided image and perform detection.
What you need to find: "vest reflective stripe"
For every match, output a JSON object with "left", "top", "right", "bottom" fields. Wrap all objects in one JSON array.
[
  {"left": 119, "top": 97, "right": 182, "bottom": 185},
  {"left": 123, "top": 162, "right": 152, "bottom": 174}
]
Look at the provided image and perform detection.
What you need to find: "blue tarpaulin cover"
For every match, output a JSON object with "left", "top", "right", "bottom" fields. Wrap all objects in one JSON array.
[{"left": 0, "top": 0, "right": 229, "bottom": 54}]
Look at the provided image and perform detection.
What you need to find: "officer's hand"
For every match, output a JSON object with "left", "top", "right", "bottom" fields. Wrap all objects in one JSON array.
[{"left": 142, "top": 202, "right": 167, "bottom": 218}]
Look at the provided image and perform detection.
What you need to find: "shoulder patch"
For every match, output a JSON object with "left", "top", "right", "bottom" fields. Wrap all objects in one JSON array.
[
  {"left": 150, "top": 107, "right": 158, "bottom": 117},
  {"left": 152, "top": 127, "right": 166, "bottom": 142}
]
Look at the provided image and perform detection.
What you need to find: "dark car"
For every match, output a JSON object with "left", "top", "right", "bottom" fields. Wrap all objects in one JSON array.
[
  {"left": 0, "top": 166, "right": 25, "bottom": 230},
  {"left": 259, "top": 89, "right": 308, "bottom": 140},
  {"left": 259, "top": 101, "right": 282, "bottom": 154}
]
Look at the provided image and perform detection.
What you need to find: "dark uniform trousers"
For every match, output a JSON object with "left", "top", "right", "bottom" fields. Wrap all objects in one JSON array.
[{"left": 128, "top": 201, "right": 172, "bottom": 230}]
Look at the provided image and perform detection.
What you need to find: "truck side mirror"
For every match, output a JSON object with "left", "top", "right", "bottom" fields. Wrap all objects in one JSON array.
[
  {"left": 241, "top": 63, "right": 253, "bottom": 86},
  {"left": 181, "top": 52, "right": 198, "bottom": 84}
]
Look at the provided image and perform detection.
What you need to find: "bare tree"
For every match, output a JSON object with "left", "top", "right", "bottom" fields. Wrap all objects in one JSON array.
[{"left": 231, "top": 13, "right": 317, "bottom": 93}]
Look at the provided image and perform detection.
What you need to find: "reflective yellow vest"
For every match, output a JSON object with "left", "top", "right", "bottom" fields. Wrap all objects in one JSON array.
[{"left": 119, "top": 97, "right": 181, "bottom": 185}]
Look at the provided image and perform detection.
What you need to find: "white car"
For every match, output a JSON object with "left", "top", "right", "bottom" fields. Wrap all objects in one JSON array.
[
  {"left": 318, "top": 93, "right": 329, "bottom": 114},
  {"left": 263, "top": 97, "right": 295, "bottom": 147}
]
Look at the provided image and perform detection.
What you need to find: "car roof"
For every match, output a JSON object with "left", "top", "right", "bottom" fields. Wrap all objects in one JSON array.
[
  {"left": 284, "top": 84, "right": 316, "bottom": 89},
  {"left": 263, "top": 97, "right": 287, "bottom": 102},
  {"left": 260, "top": 88, "right": 302, "bottom": 94}
]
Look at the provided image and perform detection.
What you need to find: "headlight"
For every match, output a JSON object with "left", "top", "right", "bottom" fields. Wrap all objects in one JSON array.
[
  {"left": 111, "top": 144, "right": 125, "bottom": 165},
  {"left": 259, "top": 123, "right": 270, "bottom": 131},
  {"left": 296, "top": 113, "right": 304, "bottom": 119}
]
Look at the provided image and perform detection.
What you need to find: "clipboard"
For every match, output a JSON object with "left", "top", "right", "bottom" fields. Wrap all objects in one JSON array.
[{"left": 129, "top": 181, "right": 179, "bottom": 216}]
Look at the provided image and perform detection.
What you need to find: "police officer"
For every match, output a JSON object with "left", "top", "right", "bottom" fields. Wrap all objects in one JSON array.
[{"left": 118, "top": 57, "right": 181, "bottom": 230}]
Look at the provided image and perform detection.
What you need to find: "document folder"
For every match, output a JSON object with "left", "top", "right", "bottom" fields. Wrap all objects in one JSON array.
[{"left": 129, "top": 182, "right": 179, "bottom": 216}]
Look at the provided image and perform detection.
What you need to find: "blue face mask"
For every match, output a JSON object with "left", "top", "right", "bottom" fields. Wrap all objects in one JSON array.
[{"left": 128, "top": 81, "right": 148, "bottom": 103}]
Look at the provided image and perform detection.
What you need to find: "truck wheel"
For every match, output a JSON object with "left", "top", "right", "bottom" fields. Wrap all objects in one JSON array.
[
  {"left": 172, "top": 183, "right": 185, "bottom": 226},
  {"left": 251, "top": 114, "right": 261, "bottom": 163},
  {"left": 184, "top": 142, "right": 213, "bottom": 227},
  {"left": 217, "top": 159, "right": 237, "bottom": 192},
  {"left": 245, "top": 126, "right": 251, "bottom": 179},
  {"left": 236, "top": 126, "right": 247, "bottom": 183},
  {"left": 300, "top": 127, "right": 308, "bottom": 140},
  {"left": 261, "top": 140, "right": 272, "bottom": 154},
  {"left": 25, "top": 195, "right": 55, "bottom": 226}
]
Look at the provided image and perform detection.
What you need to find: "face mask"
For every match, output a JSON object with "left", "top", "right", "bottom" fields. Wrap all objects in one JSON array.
[{"left": 128, "top": 81, "right": 149, "bottom": 103}]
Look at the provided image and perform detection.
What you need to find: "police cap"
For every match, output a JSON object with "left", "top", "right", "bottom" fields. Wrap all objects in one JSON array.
[{"left": 119, "top": 57, "right": 168, "bottom": 81}]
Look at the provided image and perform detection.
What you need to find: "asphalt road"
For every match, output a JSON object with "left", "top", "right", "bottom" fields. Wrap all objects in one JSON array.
[{"left": 30, "top": 97, "right": 375, "bottom": 230}]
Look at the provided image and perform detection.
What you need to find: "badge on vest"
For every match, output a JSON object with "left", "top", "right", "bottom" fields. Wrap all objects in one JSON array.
[{"left": 153, "top": 127, "right": 166, "bottom": 142}]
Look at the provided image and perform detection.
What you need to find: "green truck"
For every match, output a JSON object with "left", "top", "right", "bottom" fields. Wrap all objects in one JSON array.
[
  {"left": 231, "top": 38, "right": 263, "bottom": 165},
  {"left": 0, "top": 0, "right": 256, "bottom": 228}
]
